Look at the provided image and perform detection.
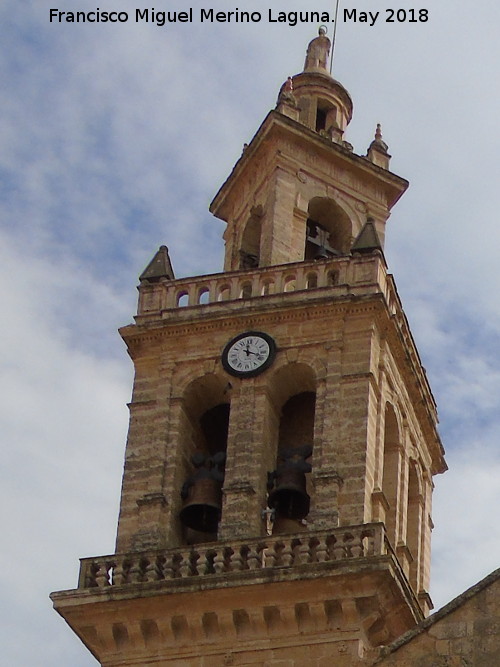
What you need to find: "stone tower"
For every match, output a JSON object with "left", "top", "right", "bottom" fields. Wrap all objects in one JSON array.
[{"left": 52, "top": 31, "right": 447, "bottom": 666}]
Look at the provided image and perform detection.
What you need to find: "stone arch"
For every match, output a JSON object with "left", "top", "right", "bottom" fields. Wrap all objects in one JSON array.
[
  {"left": 381, "top": 402, "right": 402, "bottom": 548},
  {"left": 177, "top": 374, "right": 231, "bottom": 544},
  {"left": 304, "top": 197, "right": 352, "bottom": 259},
  {"left": 407, "top": 458, "right": 423, "bottom": 591},
  {"left": 265, "top": 363, "right": 317, "bottom": 533},
  {"left": 239, "top": 206, "right": 263, "bottom": 269}
]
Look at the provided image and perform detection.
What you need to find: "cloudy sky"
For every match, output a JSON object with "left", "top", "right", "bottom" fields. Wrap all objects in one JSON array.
[{"left": 2, "top": 1, "right": 500, "bottom": 664}]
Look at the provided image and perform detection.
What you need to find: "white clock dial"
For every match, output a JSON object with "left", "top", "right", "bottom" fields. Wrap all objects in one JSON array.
[{"left": 222, "top": 332, "right": 276, "bottom": 377}]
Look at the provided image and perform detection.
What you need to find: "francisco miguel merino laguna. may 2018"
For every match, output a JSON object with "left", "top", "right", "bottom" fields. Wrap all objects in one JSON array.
[{"left": 49, "top": 7, "right": 335, "bottom": 27}]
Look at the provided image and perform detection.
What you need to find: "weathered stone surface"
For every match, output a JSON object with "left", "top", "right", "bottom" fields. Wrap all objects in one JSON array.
[
  {"left": 376, "top": 569, "right": 500, "bottom": 666},
  {"left": 50, "top": 32, "right": 462, "bottom": 667}
]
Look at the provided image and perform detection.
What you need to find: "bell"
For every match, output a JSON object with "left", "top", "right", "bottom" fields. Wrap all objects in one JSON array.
[
  {"left": 314, "top": 245, "right": 330, "bottom": 260},
  {"left": 268, "top": 465, "right": 310, "bottom": 520},
  {"left": 179, "top": 475, "right": 222, "bottom": 533}
]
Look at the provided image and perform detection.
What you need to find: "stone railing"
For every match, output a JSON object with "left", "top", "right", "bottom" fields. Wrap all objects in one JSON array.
[
  {"left": 137, "top": 254, "right": 395, "bottom": 317},
  {"left": 78, "top": 523, "right": 388, "bottom": 589}
]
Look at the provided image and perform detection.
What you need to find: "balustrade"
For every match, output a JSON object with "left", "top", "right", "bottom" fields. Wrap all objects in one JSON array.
[
  {"left": 79, "top": 523, "right": 388, "bottom": 589},
  {"left": 137, "top": 255, "right": 392, "bottom": 317}
]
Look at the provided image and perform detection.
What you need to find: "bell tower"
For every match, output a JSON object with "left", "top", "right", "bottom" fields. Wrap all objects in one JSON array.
[{"left": 51, "top": 31, "right": 446, "bottom": 666}]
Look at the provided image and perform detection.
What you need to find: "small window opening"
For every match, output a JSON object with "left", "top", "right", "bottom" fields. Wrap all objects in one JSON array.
[
  {"left": 316, "top": 107, "right": 327, "bottom": 132},
  {"left": 198, "top": 288, "right": 210, "bottom": 305},
  {"left": 239, "top": 283, "right": 252, "bottom": 299},
  {"left": 217, "top": 285, "right": 231, "bottom": 301},
  {"left": 177, "top": 292, "right": 189, "bottom": 307},
  {"left": 306, "top": 273, "right": 318, "bottom": 289},
  {"left": 261, "top": 282, "right": 273, "bottom": 296}
]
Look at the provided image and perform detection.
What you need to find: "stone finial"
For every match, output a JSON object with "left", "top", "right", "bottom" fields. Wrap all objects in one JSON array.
[
  {"left": 139, "top": 245, "right": 175, "bottom": 282},
  {"left": 277, "top": 76, "right": 296, "bottom": 104},
  {"left": 371, "top": 124, "right": 388, "bottom": 152},
  {"left": 304, "top": 27, "right": 331, "bottom": 72},
  {"left": 367, "top": 124, "right": 391, "bottom": 169},
  {"left": 351, "top": 218, "right": 383, "bottom": 254},
  {"left": 276, "top": 76, "right": 298, "bottom": 119}
]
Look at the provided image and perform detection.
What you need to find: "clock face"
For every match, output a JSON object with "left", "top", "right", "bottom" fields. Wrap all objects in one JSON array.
[{"left": 222, "top": 331, "right": 276, "bottom": 377}]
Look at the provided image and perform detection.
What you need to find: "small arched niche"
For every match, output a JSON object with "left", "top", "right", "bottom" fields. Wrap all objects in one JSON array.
[
  {"left": 239, "top": 207, "right": 262, "bottom": 269},
  {"left": 178, "top": 375, "right": 231, "bottom": 544},
  {"left": 304, "top": 197, "right": 352, "bottom": 260}
]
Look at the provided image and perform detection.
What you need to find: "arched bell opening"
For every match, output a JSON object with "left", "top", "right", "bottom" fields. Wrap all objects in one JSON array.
[
  {"left": 407, "top": 460, "right": 423, "bottom": 592},
  {"left": 178, "top": 376, "right": 230, "bottom": 545},
  {"left": 239, "top": 207, "right": 262, "bottom": 269},
  {"left": 304, "top": 197, "right": 352, "bottom": 260},
  {"left": 381, "top": 404, "right": 401, "bottom": 548},
  {"left": 268, "top": 391, "right": 316, "bottom": 534}
]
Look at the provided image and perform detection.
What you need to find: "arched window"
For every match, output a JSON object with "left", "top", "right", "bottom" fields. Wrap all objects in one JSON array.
[
  {"left": 198, "top": 288, "right": 210, "bottom": 305},
  {"left": 306, "top": 273, "right": 318, "bottom": 289},
  {"left": 217, "top": 285, "right": 231, "bottom": 301},
  {"left": 239, "top": 282, "right": 252, "bottom": 299},
  {"left": 327, "top": 270, "right": 339, "bottom": 286},
  {"left": 177, "top": 292, "right": 189, "bottom": 307},
  {"left": 261, "top": 281, "right": 274, "bottom": 296}
]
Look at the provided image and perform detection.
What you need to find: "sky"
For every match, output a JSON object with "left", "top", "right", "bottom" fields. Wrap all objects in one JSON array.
[{"left": 2, "top": 1, "right": 500, "bottom": 664}]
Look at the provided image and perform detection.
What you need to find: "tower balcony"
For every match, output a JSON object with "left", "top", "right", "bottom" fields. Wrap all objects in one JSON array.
[
  {"left": 51, "top": 523, "right": 423, "bottom": 665},
  {"left": 136, "top": 253, "right": 397, "bottom": 321}
]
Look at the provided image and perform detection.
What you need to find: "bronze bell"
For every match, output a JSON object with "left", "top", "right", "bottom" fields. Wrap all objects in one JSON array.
[
  {"left": 267, "top": 446, "right": 312, "bottom": 520},
  {"left": 179, "top": 474, "right": 222, "bottom": 533},
  {"left": 179, "top": 451, "right": 225, "bottom": 533},
  {"left": 314, "top": 245, "right": 330, "bottom": 260}
]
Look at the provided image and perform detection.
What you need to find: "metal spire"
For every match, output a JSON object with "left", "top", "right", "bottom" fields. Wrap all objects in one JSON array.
[{"left": 329, "top": 0, "right": 341, "bottom": 74}]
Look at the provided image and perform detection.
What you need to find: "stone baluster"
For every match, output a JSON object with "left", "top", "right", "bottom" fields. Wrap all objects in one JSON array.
[
  {"left": 112, "top": 558, "right": 127, "bottom": 585},
  {"left": 213, "top": 547, "right": 226, "bottom": 574},
  {"left": 230, "top": 545, "right": 245, "bottom": 571},
  {"left": 281, "top": 539, "right": 294, "bottom": 567},
  {"left": 315, "top": 535, "right": 328, "bottom": 563},
  {"left": 178, "top": 550, "right": 192, "bottom": 578},
  {"left": 350, "top": 532, "right": 363, "bottom": 558},
  {"left": 194, "top": 548, "right": 207, "bottom": 576},
  {"left": 296, "top": 539, "right": 311, "bottom": 565},
  {"left": 144, "top": 556, "right": 160, "bottom": 582},
  {"left": 163, "top": 553, "right": 177, "bottom": 579},
  {"left": 95, "top": 561, "right": 110, "bottom": 587},
  {"left": 247, "top": 544, "right": 261, "bottom": 570},
  {"left": 264, "top": 541, "right": 278, "bottom": 568},
  {"left": 128, "top": 557, "right": 142, "bottom": 583},
  {"left": 332, "top": 538, "right": 346, "bottom": 560}
]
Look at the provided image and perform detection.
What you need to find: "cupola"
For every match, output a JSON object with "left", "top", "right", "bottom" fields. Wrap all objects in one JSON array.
[{"left": 283, "top": 28, "right": 353, "bottom": 143}]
